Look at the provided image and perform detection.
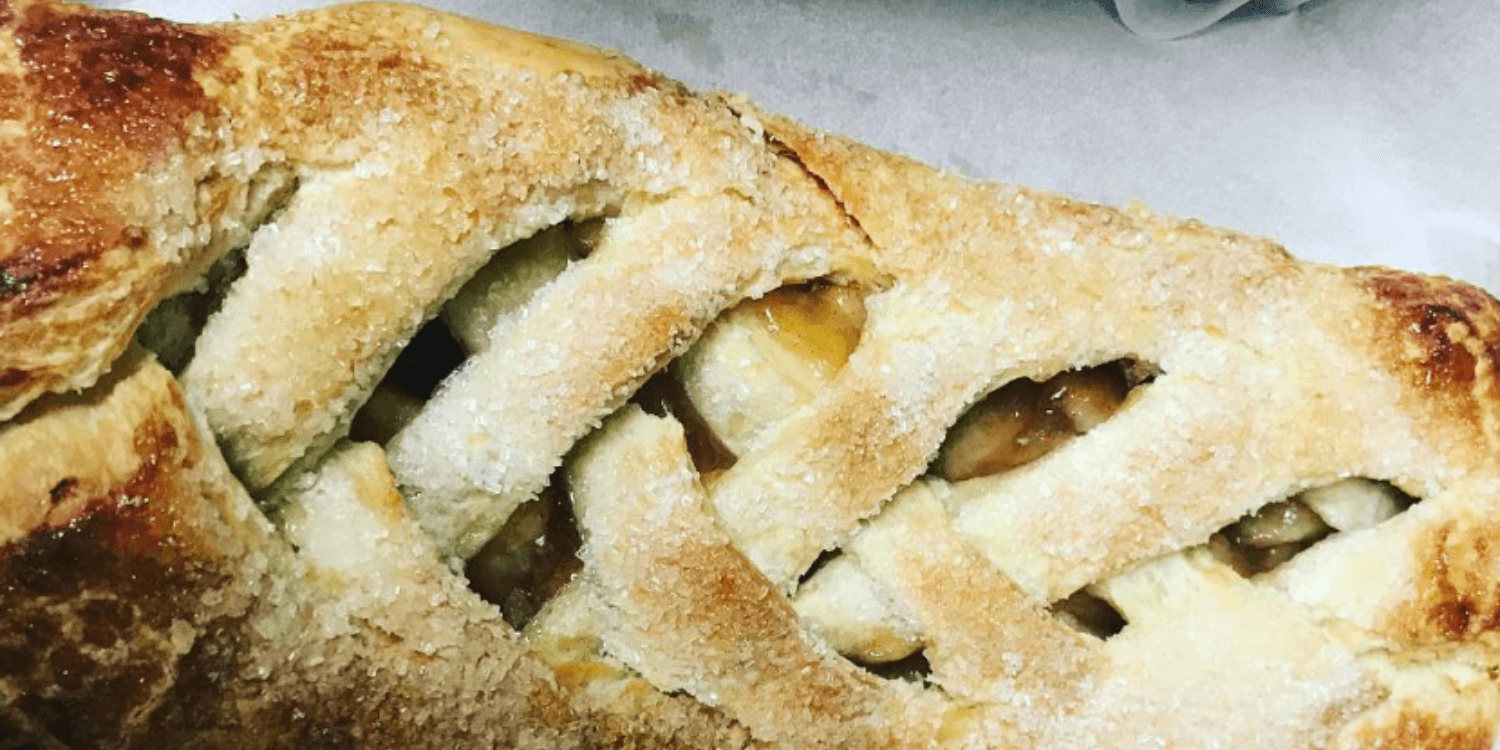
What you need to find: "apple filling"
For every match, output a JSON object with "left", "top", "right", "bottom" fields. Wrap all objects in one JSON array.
[
  {"left": 935, "top": 360, "right": 1152, "bottom": 482},
  {"left": 465, "top": 478, "right": 583, "bottom": 629},
  {"left": 459, "top": 279, "right": 869, "bottom": 630},
  {"left": 673, "top": 280, "right": 868, "bottom": 456},
  {"left": 740, "top": 281, "right": 867, "bottom": 379},
  {"left": 1205, "top": 478, "right": 1417, "bottom": 577}
]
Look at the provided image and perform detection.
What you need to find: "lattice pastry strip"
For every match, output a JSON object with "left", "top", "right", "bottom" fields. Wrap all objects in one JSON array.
[
  {"left": 677, "top": 233, "right": 1447, "bottom": 609},
  {"left": 944, "top": 366, "right": 1416, "bottom": 601},
  {"left": 439, "top": 224, "right": 579, "bottom": 355},
  {"left": 565, "top": 405, "right": 944, "bottom": 748},
  {"left": 540, "top": 401, "right": 1378, "bottom": 749},
  {"left": 675, "top": 138, "right": 1474, "bottom": 607},
  {"left": 0, "top": 353, "right": 618, "bottom": 747},
  {"left": 1072, "top": 551, "right": 1378, "bottom": 749},
  {"left": 1260, "top": 475, "right": 1500, "bottom": 645},
  {"left": 389, "top": 182, "right": 853, "bottom": 559},
  {"left": 840, "top": 481, "right": 1101, "bottom": 711},
  {"left": 673, "top": 282, "right": 864, "bottom": 457},
  {"left": 175, "top": 6, "right": 868, "bottom": 500}
]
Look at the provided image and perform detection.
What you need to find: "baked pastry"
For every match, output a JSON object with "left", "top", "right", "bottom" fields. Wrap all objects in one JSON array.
[{"left": 2, "top": 1, "right": 1498, "bottom": 747}]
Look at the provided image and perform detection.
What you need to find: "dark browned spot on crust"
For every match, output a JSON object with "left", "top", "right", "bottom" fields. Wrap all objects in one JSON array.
[
  {"left": 0, "top": 268, "right": 34, "bottom": 297},
  {"left": 0, "top": 498, "right": 227, "bottom": 746},
  {"left": 46, "top": 477, "right": 77, "bottom": 506},
  {"left": 17, "top": 2, "right": 224, "bottom": 144},
  {"left": 626, "top": 69, "right": 692, "bottom": 101},
  {"left": 0, "top": 74, "right": 22, "bottom": 120},
  {"left": 142, "top": 615, "right": 405, "bottom": 750},
  {"left": 1389, "top": 517, "right": 1500, "bottom": 643},
  {"left": 121, "top": 225, "right": 148, "bottom": 248},
  {"left": 0, "top": 2, "right": 229, "bottom": 344},
  {"left": 1364, "top": 270, "right": 1500, "bottom": 410},
  {"left": 0, "top": 0, "right": 13, "bottom": 29},
  {"left": 136, "top": 616, "right": 252, "bottom": 741},
  {"left": 0, "top": 249, "right": 92, "bottom": 313},
  {"left": 0, "top": 3, "right": 234, "bottom": 419},
  {"left": 1355, "top": 707, "right": 1496, "bottom": 750},
  {"left": 0, "top": 385, "right": 243, "bottom": 748},
  {"left": 0, "top": 367, "right": 29, "bottom": 388}
]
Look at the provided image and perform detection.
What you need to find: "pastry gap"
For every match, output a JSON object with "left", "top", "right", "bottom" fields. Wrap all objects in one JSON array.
[
  {"left": 1049, "top": 587, "right": 1128, "bottom": 640},
  {"left": 848, "top": 650, "right": 932, "bottom": 683},
  {"left": 632, "top": 368, "right": 738, "bottom": 481},
  {"left": 464, "top": 467, "right": 583, "bottom": 630},
  {"left": 933, "top": 358, "right": 1157, "bottom": 482},
  {"left": 357, "top": 220, "right": 610, "bottom": 624},
  {"left": 347, "top": 219, "right": 604, "bottom": 446},
  {"left": 797, "top": 548, "right": 843, "bottom": 588},
  {"left": 347, "top": 317, "right": 466, "bottom": 445},
  {"left": 443, "top": 271, "right": 872, "bottom": 632},
  {"left": 136, "top": 164, "right": 298, "bottom": 372},
  {"left": 1204, "top": 478, "right": 1420, "bottom": 578},
  {"left": 136, "top": 246, "right": 248, "bottom": 372},
  {"left": 439, "top": 218, "right": 605, "bottom": 353}
]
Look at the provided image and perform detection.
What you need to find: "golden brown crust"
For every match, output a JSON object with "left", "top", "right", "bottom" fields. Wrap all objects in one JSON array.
[
  {"left": 0, "top": 1, "right": 250, "bottom": 420},
  {"left": 1351, "top": 706, "right": 1498, "bottom": 750},
  {"left": 0, "top": 349, "right": 750, "bottom": 748},
  {"left": 2, "top": 1, "right": 1499, "bottom": 748},
  {"left": 0, "top": 350, "right": 266, "bottom": 746},
  {"left": 1358, "top": 268, "right": 1500, "bottom": 459}
]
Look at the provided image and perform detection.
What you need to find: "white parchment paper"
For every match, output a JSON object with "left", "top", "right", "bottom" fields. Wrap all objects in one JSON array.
[{"left": 103, "top": 0, "right": 1500, "bottom": 294}]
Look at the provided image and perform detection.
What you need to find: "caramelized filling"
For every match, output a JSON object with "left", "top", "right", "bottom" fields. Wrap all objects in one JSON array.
[
  {"left": 1206, "top": 498, "right": 1332, "bottom": 577},
  {"left": 672, "top": 279, "right": 872, "bottom": 459},
  {"left": 1050, "top": 588, "right": 1128, "bottom": 640},
  {"left": 742, "top": 281, "right": 867, "bottom": 376},
  {"left": 465, "top": 476, "right": 583, "bottom": 630},
  {"left": 936, "top": 362, "right": 1138, "bottom": 482},
  {"left": 1206, "top": 480, "right": 1418, "bottom": 577}
]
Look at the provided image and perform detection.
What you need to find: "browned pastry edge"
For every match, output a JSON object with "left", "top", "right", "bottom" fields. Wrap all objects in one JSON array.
[
  {"left": 754, "top": 105, "right": 1500, "bottom": 473},
  {"left": 0, "top": 0, "right": 246, "bottom": 419},
  {"left": 0, "top": 350, "right": 761, "bottom": 748},
  {"left": 1359, "top": 268, "right": 1500, "bottom": 460}
]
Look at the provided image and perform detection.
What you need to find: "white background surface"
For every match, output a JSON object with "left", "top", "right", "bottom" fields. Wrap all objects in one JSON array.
[{"left": 104, "top": 0, "right": 1500, "bottom": 294}]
